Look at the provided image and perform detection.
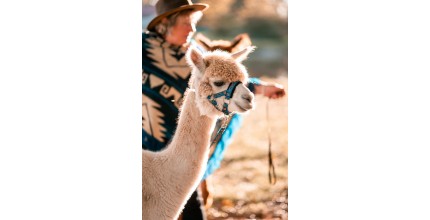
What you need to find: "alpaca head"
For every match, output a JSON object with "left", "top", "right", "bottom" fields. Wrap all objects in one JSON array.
[{"left": 186, "top": 46, "right": 255, "bottom": 117}]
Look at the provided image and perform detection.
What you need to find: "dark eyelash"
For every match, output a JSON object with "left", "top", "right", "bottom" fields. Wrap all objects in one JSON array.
[{"left": 214, "top": 81, "right": 225, "bottom": 87}]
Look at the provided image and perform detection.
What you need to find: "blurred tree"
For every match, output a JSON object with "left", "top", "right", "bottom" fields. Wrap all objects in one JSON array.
[{"left": 196, "top": 0, "right": 287, "bottom": 39}]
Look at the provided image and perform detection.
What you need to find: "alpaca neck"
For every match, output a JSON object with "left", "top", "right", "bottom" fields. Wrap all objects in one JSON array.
[
  {"left": 163, "top": 90, "right": 217, "bottom": 202},
  {"left": 168, "top": 89, "right": 217, "bottom": 160}
]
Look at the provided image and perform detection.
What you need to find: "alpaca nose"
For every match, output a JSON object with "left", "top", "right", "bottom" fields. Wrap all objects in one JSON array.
[{"left": 241, "top": 94, "right": 253, "bottom": 102}]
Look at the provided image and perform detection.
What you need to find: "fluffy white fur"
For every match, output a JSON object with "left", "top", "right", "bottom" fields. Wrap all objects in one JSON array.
[{"left": 142, "top": 46, "right": 255, "bottom": 220}]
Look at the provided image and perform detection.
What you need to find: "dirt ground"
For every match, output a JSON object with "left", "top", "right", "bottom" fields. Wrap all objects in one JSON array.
[{"left": 206, "top": 76, "right": 288, "bottom": 220}]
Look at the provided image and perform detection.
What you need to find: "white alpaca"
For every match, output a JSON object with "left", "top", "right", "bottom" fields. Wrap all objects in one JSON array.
[{"left": 142, "top": 46, "right": 256, "bottom": 220}]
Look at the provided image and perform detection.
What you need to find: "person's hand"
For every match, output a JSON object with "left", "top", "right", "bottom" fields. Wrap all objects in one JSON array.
[{"left": 256, "top": 82, "right": 286, "bottom": 99}]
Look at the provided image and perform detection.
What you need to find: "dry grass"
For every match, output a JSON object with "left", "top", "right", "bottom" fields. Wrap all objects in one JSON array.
[{"left": 207, "top": 76, "right": 288, "bottom": 220}]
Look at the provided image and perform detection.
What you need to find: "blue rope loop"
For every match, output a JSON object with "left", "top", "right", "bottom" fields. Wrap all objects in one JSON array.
[{"left": 207, "top": 81, "right": 242, "bottom": 115}]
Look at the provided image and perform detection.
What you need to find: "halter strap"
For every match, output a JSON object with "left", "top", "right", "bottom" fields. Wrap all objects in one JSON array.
[{"left": 207, "top": 81, "right": 242, "bottom": 115}]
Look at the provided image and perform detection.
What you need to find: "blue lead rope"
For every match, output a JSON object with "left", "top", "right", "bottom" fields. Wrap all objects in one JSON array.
[{"left": 203, "top": 113, "right": 243, "bottom": 180}]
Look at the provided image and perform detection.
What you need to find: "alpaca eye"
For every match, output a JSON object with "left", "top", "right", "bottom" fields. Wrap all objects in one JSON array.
[{"left": 214, "top": 81, "right": 225, "bottom": 87}]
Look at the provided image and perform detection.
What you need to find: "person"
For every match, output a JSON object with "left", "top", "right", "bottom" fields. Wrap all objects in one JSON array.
[{"left": 142, "top": 0, "right": 286, "bottom": 219}]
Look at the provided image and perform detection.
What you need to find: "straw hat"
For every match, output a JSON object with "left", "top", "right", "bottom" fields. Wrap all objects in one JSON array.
[{"left": 147, "top": 0, "right": 209, "bottom": 32}]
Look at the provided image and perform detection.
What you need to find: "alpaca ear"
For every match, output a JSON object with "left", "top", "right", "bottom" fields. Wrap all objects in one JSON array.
[
  {"left": 230, "top": 33, "right": 252, "bottom": 53},
  {"left": 186, "top": 46, "right": 205, "bottom": 72},
  {"left": 194, "top": 33, "right": 212, "bottom": 51},
  {"left": 231, "top": 46, "right": 256, "bottom": 63}
]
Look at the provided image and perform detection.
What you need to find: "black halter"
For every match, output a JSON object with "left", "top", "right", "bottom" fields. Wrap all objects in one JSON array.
[{"left": 207, "top": 81, "right": 242, "bottom": 115}]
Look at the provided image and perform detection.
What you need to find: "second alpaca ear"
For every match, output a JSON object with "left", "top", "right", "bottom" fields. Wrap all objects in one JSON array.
[
  {"left": 231, "top": 46, "right": 256, "bottom": 63},
  {"left": 186, "top": 46, "right": 206, "bottom": 73}
]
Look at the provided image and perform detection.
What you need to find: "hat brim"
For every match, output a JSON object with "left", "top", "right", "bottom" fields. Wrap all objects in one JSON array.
[{"left": 147, "top": 4, "right": 208, "bottom": 32}]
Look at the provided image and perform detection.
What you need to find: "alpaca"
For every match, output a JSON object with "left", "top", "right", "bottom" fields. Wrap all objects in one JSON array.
[
  {"left": 193, "top": 32, "right": 253, "bottom": 208},
  {"left": 142, "top": 45, "right": 256, "bottom": 220}
]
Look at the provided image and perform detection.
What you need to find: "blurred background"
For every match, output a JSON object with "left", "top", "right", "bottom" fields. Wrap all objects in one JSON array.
[{"left": 143, "top": 0, "right": 288, "bottom": 219}]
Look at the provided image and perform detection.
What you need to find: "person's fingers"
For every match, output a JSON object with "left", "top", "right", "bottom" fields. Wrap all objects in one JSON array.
[
  {"left": 263, "top": 84, "right": 286, "bottom": 99},
  {"left": 268, "top": 88, "right": 285, "bottom": 99},
  {"left": 277, "top": 88, "right": 286, "bottom": 97},
  {"left": 279, "top": 90, "right": 286, "bottom": 97},
  {"left": 270, "top": 93, "right": 279, "bottom": 99}
]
